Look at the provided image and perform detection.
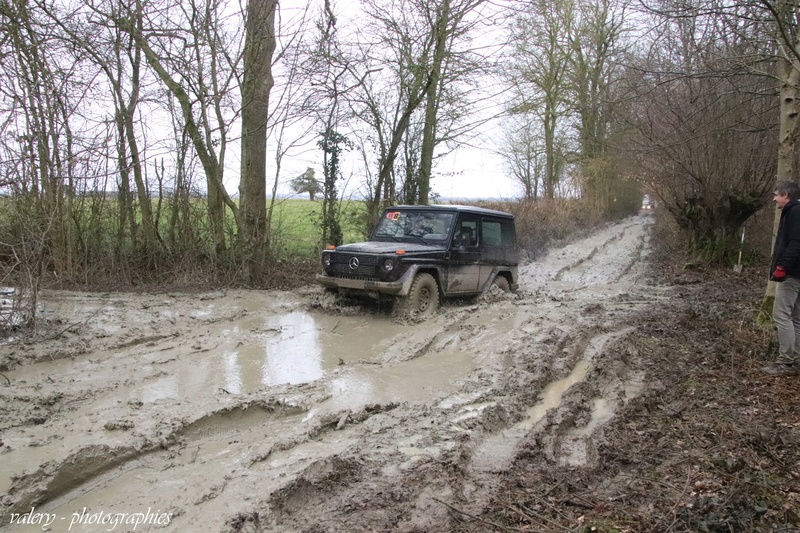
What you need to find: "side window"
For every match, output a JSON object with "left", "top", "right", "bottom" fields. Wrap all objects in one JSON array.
[
  {"left": 481, "top": 218, "right": 515, "bottom": 248},
  {"left": 481, "top": 220, "right": 502, "bottom": 247},
  {"left": 481, "top": 217, "right": 517, "bottom": 263},
  {"left": 453, "top": 216, "right": 479, "bottom": 247}
]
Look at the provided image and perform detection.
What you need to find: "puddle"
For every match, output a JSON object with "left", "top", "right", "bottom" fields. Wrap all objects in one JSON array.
[
  {"left": 248, "top": 311, "right": 328, "bottom": 387},
  {"left": 0, "top": 298, "right": 474, "bottom": 513},
  {"left": 134, "top": 308, "right": 451, "bottom": 402},
  {"left": 319, "top": 347, "right": 473, "bottom": 413}
]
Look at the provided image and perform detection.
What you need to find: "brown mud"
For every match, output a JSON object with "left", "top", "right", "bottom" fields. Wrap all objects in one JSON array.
[{"left": 1, "top": 216, "right": 797, "bottom": 533}]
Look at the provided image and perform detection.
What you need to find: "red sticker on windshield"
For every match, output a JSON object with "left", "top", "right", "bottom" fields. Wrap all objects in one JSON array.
[{"left": 387, "top": 212, "right": 400, "bottom": 220}]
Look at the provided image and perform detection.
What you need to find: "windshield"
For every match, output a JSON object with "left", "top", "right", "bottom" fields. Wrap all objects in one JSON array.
[{"left": 373, "top": 210, "right": 455, "bottom": 243}]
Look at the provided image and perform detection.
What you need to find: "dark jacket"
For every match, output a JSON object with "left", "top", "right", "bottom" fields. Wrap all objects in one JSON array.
[{"left": 772, "top": 199, "right": 800, "bottom": 279}]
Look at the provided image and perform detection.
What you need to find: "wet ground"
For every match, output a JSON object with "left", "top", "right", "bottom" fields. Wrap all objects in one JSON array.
[{"left": 1, "top": 216, "right": 668, "bottom": 532}]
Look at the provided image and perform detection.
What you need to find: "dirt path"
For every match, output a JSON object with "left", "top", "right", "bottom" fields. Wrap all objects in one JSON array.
[{"left": 1, "top": 216, "right": 658, "bottom": 533}]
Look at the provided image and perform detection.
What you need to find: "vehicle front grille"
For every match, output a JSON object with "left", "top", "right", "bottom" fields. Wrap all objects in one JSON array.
[{"left": 330, "top": 253, "right": 379, "bottom": 278}]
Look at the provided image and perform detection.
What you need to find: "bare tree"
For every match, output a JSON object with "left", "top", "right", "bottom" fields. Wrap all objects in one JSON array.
[
  {"left": 500, "top": 117, "right": 545, "bottom": 200},
  {"left": 36, "top": 0, "right": 163, "bottom": 263},
  {"left": 119, "top": 0, "right": 244, "bottom": 257},
  {"left": 345, "top": 0, "right": 435, "bottom": 227},
  {"left": 748, "top": 1, "right": 800, "bottom": 311},
  {"left": 416, "top": 0, "right": 490, "bottom": 204},
  {"left": 0, "top": 0, "right": 101, "bottom": 321},
  {"left": 569, "top": 0, "right": 634, "bottom": 214},
  {"left": 509, "top": 0, "right": 575, "bottom": 199},
  {"left": 296, "top": 0, "right": 352, "bottom": 245},
  {"left": 264, "top": 2, "right": 317, "bottom": 248},
  {"left": 335, "top": 0, "right": 499, "bottom": 228}
]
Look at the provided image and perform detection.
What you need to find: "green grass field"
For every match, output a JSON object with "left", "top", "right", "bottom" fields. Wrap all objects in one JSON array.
[
  {"left": 268, "top": 198, "right": 368, "bottom": 257},
  {"left": 0, "top": 195, "right": 368, "bottom": 264}
]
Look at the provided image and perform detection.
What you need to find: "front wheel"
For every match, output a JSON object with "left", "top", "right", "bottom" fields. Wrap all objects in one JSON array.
[{"left": 398, "top": 273, "right": 440, "bottom": 318}]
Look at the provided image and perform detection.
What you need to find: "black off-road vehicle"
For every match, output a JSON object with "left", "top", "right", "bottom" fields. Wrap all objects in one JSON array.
[{"left": 316, "top": 205, "right": 519, "bottom": 318}]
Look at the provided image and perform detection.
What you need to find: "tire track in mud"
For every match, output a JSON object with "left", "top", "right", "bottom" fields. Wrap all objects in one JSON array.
[
  {"left": 522, "top": 216, "right": 652, "bottom": 291},
  {"left": 436, "top": 219, "right": 655, "bottom": 520},
  {"left": 2, "top": 290, "right": 429, "bottom": 529},
  {"left": 466, "top": 327, "right": 637, "bottom": 476},
  {"left": 260, "top": 325, "right": 650, "bottom": 533},
  {"left": 554, "top": 222, "right": 649, "bottom": 286},
  {"left": 0, "top": 293, "right": 318, "bottom": 529},
  {"left": 3, "top": 444, "right": 147, "bottom": 520}
]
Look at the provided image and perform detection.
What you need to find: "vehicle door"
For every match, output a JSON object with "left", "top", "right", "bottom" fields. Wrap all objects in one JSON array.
[
  {"left": 445, "top": 214, "right": 481, "bottom": 293},
  {"left": 479, "top": 216, "right": 516, "bottom": 286}
]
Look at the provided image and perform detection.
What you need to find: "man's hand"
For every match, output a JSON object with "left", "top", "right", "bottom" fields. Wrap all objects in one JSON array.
[{"left": 773, "top": 266, "right": 787, "bottom": 282}]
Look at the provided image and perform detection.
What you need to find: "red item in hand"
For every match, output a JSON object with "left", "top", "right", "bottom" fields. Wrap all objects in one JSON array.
[{"left": 773, "top": 266, "right": 787, "bottom": 281}]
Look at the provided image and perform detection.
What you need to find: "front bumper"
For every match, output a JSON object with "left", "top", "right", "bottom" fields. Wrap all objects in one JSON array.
[{"left": 316, "top": 267, "right": 417, "bottom": 296}]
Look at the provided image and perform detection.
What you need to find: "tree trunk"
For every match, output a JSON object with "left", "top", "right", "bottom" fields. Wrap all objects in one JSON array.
[
  {"left": 122, "top": 19, "right": 158, "bottom": 265},
  {"left": 240, "top": 0, "right": 277, "bottom": 280},
  {"left": 418, "top": 0, "right": 450, "bottom": 205},
  {"left": 125, "top": 110, "right": 158, "bottom": 263},
  {"left": 544, "top": 103, "right": 557, "bottom": 199},
  {"left": 762, "top": 53, "right": 800, "bottom": 320}
]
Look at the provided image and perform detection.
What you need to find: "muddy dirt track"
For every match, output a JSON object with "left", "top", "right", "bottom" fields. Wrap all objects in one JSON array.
[{"left": 3, "top": 215, "right": 792, "bottom": 533}]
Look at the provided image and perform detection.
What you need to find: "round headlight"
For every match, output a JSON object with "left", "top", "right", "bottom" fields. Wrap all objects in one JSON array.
[
  {"left": 323, "top": 254, "right": 331, "bottom": 267},
  {"left": 383, "top": 258, "right": 394, "bottom": 271}
]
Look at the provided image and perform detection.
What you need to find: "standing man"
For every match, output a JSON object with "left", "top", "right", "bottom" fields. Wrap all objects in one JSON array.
[{"left": 765, "top": 181, "right": 800, "bottom": 375}]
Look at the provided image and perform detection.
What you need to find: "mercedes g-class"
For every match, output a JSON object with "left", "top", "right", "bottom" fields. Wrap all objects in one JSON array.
[{"left": 316, "top": 205, "right": 519, "bottom": 318}]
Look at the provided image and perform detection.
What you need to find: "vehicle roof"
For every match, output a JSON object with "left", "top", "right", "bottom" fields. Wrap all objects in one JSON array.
[{"left": 385, "top": 204, "right": 514, "bottom": 219}]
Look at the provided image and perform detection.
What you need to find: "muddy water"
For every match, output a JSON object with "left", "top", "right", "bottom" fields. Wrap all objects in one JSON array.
[
  {"left": 135, "top": 309, "right": 413, "bottom": 398},
  {"left": 6, "top": 295, "right": 469, "bottom": 403},
  {"left": 1, "top": 292, "right": 477, "bottom": 532}
]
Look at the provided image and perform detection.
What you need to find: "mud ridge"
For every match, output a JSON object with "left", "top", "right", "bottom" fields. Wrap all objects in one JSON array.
[
  {"left": 113, "top": 333, "right": 177, "bottom": 350},
  {"left": 3, "top": 444, "right": 150, "bottom": 521},
  {"left": 177, "top": 401, "right": 308, "bottom": 441}
]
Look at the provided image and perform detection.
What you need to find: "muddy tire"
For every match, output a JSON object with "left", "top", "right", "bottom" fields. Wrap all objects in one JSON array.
[
  {"left": 492, "top": 275, "right": 510, "bottom": 292},
  {"left": 398, "top": 273, "right": 440, "bottom": 318}
]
